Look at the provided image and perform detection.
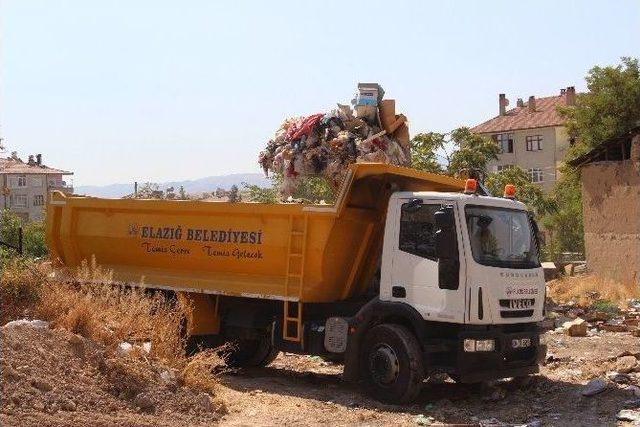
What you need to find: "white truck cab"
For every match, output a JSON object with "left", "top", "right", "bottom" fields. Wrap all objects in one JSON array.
[
  {"left": 381, "top": 192, "right": 545, "bottom": 326},
  {"left": 341, "top": 188, "right": 547, "bottom": 402}
]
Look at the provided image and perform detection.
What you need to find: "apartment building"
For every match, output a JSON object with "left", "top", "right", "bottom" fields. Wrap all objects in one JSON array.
[
  {"left": 0, "top": 152, "right": 73, "bottom": 222},
  {"left": 472, "top": 87, "right": 576, "bottom": 192}
]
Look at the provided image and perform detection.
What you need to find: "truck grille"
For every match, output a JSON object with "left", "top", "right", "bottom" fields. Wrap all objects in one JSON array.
[
  {"left": 500, "top": 309, "right": 534, "bottom": 318},
  {"left": 499, "top": 298, "right": 535, "bottom": 309}
]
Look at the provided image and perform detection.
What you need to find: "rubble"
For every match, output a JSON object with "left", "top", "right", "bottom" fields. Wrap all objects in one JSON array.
[
  {"left": 562, "top": 318, "right": 588, "bottom": 337},
  {"left": 3, "top": 319, "right": 49, "bottom": 329},
  {"left": 617, "top": 409, "right": 640, "bottom": 423},
  {"left": 258, "top": 83, "right": 412, "bottom": 197},
  {"left": 615, "top": 355, "right": 639, "bottom": 374},
  {"left": 581, "top": 377, "right": 609, "bottom": 396}
]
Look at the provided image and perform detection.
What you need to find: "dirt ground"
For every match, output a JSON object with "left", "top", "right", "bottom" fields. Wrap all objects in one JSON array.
[
  {"left": 3, "top": 323, "right": 639, "bottom": 427},
  {"left": 216, "top": 331, "right": 640, "bottom": 426}
]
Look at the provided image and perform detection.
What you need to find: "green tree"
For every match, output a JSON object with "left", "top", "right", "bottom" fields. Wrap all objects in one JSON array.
[
  {"left": 242, "top": 182, "right": 279, "bottom": 203},
  {"left": 560, "top": 57, "right": 640, "bottom": 160},
  {"left": 542, "top": 57, "right": 640, "bottom": 260},
  {"left": 485, "top": 167, "right": 547, "bottom": 214},
  {"left": 243, "top": 174, "right": 336, "bottom": 204},
  {"left": 0, "top": 210, "right": 47, "bottom": 260},
  {"left": 541, "top": 169, "right": 584, "bottom": 260},
  {"left": 410, "top": 127, "right": 499, "bottom": 178},
  {"left": 227, "top": 185, "right": 241, "bottom": 203},
  {"left": 22, "top": 220, "right": 47, "bottom": 258},
  {"left": 447, "top": 127, "right": 500, "bottom": 176},
  {"left": 0, "top": 209, "right": 22, "bottom": 251},
  {"left": 410, "top": 132, "right": 445, "bottom": 173}
]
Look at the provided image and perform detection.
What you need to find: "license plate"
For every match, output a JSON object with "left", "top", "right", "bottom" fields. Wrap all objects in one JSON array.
[{"left": 512, "top": 338, "right": 531, "bottom": 349}]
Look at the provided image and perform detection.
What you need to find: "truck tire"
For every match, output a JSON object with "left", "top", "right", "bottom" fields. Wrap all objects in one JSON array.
[
  {"left": 224, "top": 336, "right": 279, "bottom": 368},
  {"left": 360, "top": 324, "right": 424, "bottom": 403}
]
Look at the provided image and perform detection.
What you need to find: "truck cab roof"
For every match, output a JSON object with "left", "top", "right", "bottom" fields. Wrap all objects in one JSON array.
[{"left": 390, "top": 191, "right": 529, "bottom": 211}]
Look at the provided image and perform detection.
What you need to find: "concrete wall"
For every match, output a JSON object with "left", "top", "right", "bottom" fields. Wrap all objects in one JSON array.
[
  {"left": 485, "top": 125, "right": 570, "bottom": 192},
  {"left": 581, "top": 161, "right": 640, "bottom": 286}
]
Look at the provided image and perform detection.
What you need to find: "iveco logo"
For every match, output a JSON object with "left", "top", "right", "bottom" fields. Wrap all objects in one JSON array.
[{"left": 509, "top": 299, "right": 534, "bottom": 309}]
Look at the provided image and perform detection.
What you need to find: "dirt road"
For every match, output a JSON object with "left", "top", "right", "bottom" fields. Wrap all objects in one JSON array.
[{"left": 217, "top": 331, "right": 640, "bottom": 426}]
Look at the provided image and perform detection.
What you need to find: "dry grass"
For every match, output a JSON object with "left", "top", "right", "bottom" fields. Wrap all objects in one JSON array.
[
  {"left": 547, "top": 273, "right": 640, "bottom": 307},
  {"left": 0, "top": 256, "right": 199, "bottom": 369},
  {"left": 0, "top": 258, "right": 48, "bottom": 323}
]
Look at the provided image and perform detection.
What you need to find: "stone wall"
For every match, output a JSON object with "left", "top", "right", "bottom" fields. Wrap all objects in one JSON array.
[{"left": 581, "top": 161, "right": 640, "bottom": 285}]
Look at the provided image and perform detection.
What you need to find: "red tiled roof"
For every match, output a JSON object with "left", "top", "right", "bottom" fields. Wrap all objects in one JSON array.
[
  {"left": 0, "top": 157, "right": 73, "bottom": 175},
  {"left": 471, "top": 95, "right": 568, "bottom": 134}
]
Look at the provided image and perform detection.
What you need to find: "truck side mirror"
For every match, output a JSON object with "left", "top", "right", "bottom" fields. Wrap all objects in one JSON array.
[{"left": 402, "top": 198, "right": 422, "bottom": 213}]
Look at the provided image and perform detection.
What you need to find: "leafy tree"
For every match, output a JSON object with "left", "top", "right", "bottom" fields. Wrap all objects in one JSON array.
[
  {"left": 541, "top": 169, "right": 584, "bottom": 261},
  {"left": 242, "top": 182, "right": 279, "bottom": 203},
  {"left": 447, "top": 127, "right": 500, "bottom": 177},
  {"left": 0, "top": 209, "right": 22, "bottom": 251},
  {"left": 292, "top": 176, "right": 335, "bottom": 203},
  {"left": 560, "top": 57, "right": 640, "bottom": 160},
  {"left": 0, "top": 210, "right": 47, "bottom": 260},
  {"left": 130, "top": 182, "right": 164, "bottom": 199},
  {"left": 410, "top": 132, "right": 445, "bottom": 173},
  {"left": 541, "top": 57, "right": 639, "bottom": 260},
  {"left": 485, "top": 167, "right": 547, "bottom": 214},
  {"left": 410, "top": 127, "right": 499, "bottom": 177},
  {"left": 227, "top": 185, "right": 241, "bottom": 203},
  {"left": 243, "top": 174, "right": 336, "bottom": 204},
  {"left": 177, "top": 185, "right": 189, "bottom": 200},
  {"left": 22, "top": 220, "right": 47, "bottom": 258}
]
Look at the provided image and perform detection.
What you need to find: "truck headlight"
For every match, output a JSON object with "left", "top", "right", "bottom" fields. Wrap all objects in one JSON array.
[
  {"left": 463, "top": 339, "right": 495, "bottom": 352},
  {"left": 463, "top": 339, "right": 476, "bottom": 352}
]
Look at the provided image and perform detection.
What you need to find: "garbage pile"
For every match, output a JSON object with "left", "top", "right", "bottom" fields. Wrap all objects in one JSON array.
[{"left": 258, "top": 83, "right": 411, "bottom": 196}]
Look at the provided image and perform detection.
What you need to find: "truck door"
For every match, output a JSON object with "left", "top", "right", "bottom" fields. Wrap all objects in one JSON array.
[{"left": 385, "top": 198, "right": 467, "bottom": 324}]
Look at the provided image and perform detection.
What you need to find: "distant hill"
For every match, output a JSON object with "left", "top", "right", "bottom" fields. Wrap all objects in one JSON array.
[{"left": 75, "top": 173, "right": 271, "bottom": 198}]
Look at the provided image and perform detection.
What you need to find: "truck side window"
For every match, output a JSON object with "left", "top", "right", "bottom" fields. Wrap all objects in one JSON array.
[{"left": 399, "top": 203, "right": 440, "bottom": 261}]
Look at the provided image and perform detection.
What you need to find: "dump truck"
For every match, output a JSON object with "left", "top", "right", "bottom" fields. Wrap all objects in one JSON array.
[{"left": 47, "top": 163, "right": 547, "bottom": 403}]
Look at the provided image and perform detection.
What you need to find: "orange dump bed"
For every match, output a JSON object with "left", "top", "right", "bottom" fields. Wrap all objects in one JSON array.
[{"left": 47, "top": 163, "right": 463, "bottom": 303}]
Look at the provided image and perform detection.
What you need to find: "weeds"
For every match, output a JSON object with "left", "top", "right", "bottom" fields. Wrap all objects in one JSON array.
[
  {"left": 1, "top": 256, "right": 190, "bottom": 368},
  {"left": 547, "top": 274, "right": 640, "bottom": 307}
]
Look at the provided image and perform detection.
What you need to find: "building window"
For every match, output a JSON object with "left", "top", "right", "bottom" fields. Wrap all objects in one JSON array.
[
  {"left": 10, "top": 194, "right": 28, "bottom": 208},
  {"left": 493, "top": 133, "right": 514, "bottom": 154},
  {"left": 30, "top": 177, "right": 43, "bottom": 187},
  {"left": 8, "top": 176, "right": 27, "bottom": 188},
  {"left": 33, "top": 195, "right": 45, "bottom": 206},
  {"left": 526, "top": 135, "right": 543, "bottom": 151},
  {"left": 496, "top": 165, "right": 514, "bottom": 173},
  {"left": 529, "top": 168, "right": 544, "bottom": 183}
]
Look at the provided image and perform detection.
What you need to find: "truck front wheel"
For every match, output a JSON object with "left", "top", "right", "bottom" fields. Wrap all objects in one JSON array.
[
  {"left": 360, "top": 324, "right": 424, "bottom": 403},
  {"left": 223, "top": 336, "right": 279, "bottom": 368}
]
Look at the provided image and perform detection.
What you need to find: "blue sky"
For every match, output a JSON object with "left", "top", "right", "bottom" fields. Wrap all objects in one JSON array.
[{"left": 1, "top": 0, "right": 638, "bottom": 186}]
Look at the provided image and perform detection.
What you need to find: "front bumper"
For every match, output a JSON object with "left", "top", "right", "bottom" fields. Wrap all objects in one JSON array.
[{"left": 454, "top": 326, "right": 546, "bottom": 383}]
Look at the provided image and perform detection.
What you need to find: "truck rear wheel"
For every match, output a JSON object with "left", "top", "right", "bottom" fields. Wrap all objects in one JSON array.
[
  {"left": 360, "top": 324, "right": 424, "bottom": 403},
  {"left": 223, "top": 336, "right": 279, "bottom": 368}
]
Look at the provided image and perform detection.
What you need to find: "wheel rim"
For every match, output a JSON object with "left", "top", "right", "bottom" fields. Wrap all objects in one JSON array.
[{"left": 369, "top": 343, "right": 400, "bottom": 387}]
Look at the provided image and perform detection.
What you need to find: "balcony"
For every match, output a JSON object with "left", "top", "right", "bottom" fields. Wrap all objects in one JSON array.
[{"left": 48, "top": 181, "right": 74, "bottom": 194}]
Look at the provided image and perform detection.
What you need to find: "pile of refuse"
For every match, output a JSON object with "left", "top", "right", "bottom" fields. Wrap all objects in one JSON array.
[{"left": 258, "top": 83, "right": 411, "bottom": 196}]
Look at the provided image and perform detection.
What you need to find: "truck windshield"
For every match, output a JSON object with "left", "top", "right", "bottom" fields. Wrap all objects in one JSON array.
[{"left": 465, "top": 205, "right": 540, "bottom": 269}]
